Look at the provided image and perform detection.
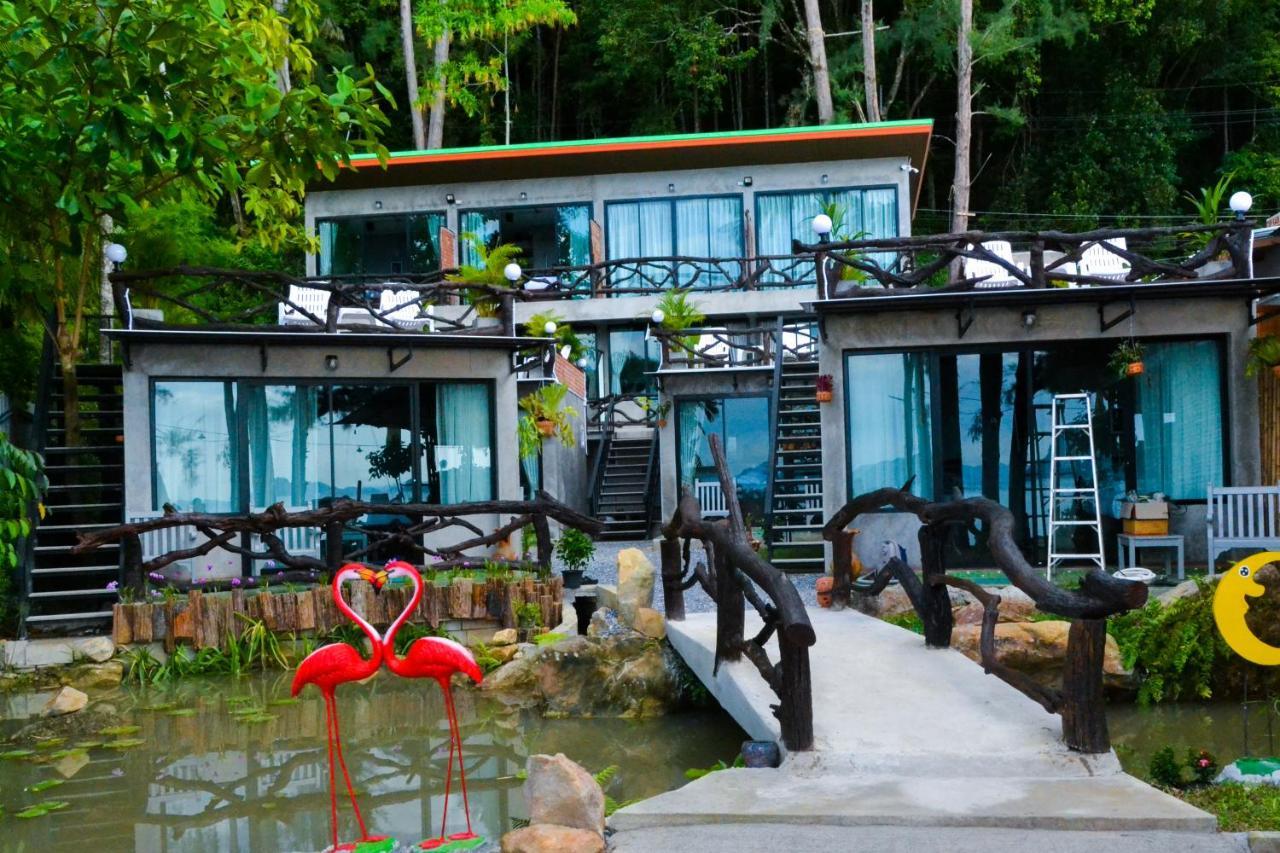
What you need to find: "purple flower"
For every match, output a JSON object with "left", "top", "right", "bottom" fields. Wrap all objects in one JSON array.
[
  {"left": 148, "top": 572, "right": 164, "bottom": 582},
  {"left": 231, "top": 578, "right": 241, "bottom": 587},
  {"left": 265, "top": 560, "right": 276, "bottom": 569},
  {"left": 205, "top": 564, "right": 213, "bottom": 573},
  {"left": 150, "top": 590, "right": 162, "bottom": 598},
  {"left": 106, "top": 580, "right": 119, "bottom": 591}
]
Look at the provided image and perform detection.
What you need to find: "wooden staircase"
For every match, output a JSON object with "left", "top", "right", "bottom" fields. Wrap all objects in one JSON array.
[
  {"left": 24, "top": 363, "right": 125, "bottom": 636},
  {"left": 594, "top": 433, "right": 658, "bottom": 541},
  {"left": 765, "top": 362, "right": 826, "bottom": 572}
]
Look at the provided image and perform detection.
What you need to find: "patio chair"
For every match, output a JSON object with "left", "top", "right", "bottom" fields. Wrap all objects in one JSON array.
[
  {"left": 695, "top": 480, "right": 729, "bottom": 519},
  {"left": 1074, "top": 237, "right": 1132, "bottom": 282},
  {"left": 963, "top": 240, "right": 1026, "bottom": 290},
  {"left": 378, "top": 289, "right": 435, "bottom": 331},
  {"left": 278, "top": 285, "right": 331, "bottom": 326}
]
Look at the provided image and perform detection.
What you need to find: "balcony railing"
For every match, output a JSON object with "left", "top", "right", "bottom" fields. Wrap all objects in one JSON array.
[{"left": 655, "top": 319, "right": 818, "bottom": 371}]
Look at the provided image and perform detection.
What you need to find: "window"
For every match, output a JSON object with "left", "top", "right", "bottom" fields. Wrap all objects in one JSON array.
[
  {"left": 676, "top": 396, "right": 771, "bottom": 520},
  {"left": 152, "top": 381, "right": 239, "bottom": 512},
  {"left": 607, "top": 329, "right": 660, "bottom": 396},
  {"left": 460, "top": 203, "right": 591, "bottom": 269},
  {"left": 243, "top": 385, "right": 327, "bottom": 509},
  {"left": 1132, "top": 341, "right": 1223, "bottom": 498},
  {"left": 425, "top": 382, "right": 493, "bottom": 503},
  {"left": 757, "top": 187, "right": 898, "bottom": 283},
  {"left": 316, "top": 212, "right": 445, "bottom": 276},
  {"left": 844, "top": 353, "right": 933, "bottom": 499},
  {"left": 606, "top": 196, "right": 744, "bottom": 288}
]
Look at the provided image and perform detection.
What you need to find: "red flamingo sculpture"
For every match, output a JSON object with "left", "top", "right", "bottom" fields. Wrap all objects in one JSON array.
[
  {"left": 292, "top": 563, "right": 391, "bottom": 853},
  {"left": 383, "top": 559, "right": 485, "bottom": 851}
]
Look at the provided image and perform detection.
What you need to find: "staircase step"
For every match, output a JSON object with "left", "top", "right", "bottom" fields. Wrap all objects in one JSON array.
[
  {"left": 32, "top": 566, "right": 119, "bottom": 576},
  {"left": 28, "top": 589, "right": 118, "bottom": 599},
  {"left": 42, "top": 445, "right": 123, "bottom": 455},
  {"left": 23, "top": 612, "right": 114, "bottom": 624}
]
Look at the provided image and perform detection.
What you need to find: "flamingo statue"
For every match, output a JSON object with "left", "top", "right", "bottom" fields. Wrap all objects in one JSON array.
[
  {"left": 383, "top": 559, "right": 485, "bottom": 851},
  {"left": 292, "top": 563, "right": 392, "bottom": 853}
]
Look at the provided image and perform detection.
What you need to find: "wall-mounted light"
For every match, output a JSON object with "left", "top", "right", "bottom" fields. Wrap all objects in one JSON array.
[
  {"left": 324, "top": 354, "right": 339, "bottom": 371},
  {"left": 373, "top": 200, "right": 383, "bottom": 210},
  {"left": 1022, "top": 310, "right": 1037, "bottom": 328},
  {"left": 445, "top": 193, "right": 456, "bottom": 205},
  {"left": 742, "top": 176, "right": 753, "bottom": 187},
  {"left": 667, "top": 183, "right": 676, "bottom": 193},
  {"left": 519, "top": 191, "right": 528, "bottom": 201},
  {"left": 820, "top": 174, "right": 830, "bottom": 185}
]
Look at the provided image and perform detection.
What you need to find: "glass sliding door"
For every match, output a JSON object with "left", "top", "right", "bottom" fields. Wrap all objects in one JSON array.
[
  {"left": 675, "top": 397, "right": 770, "bottom": 521},
  {"left": 328, "top": 385, "right": 415, "bottom": 503},
  {"left": 607, "top": 329, "right": 660, "bottom": 396},
  {"left": 316, "top": 212, "right": 445, "bottom": 276},
  {"left": 151, "top": 381, "right": 240, "bottom": 512},
  {"left": 756, "top": 187, "right": 899, "bottom": 285},
  {"left": 459, "top": 203, "right": 591, "bottom": 270},
  {"left": 1132, "top": 341, "right": 1223, "bottom": 499},
  {"left": 844, "top": 352, "right": 934, "bottom": 499},
  {"left": 243, "top": 385, "right": 327, "bottom": 510},
  {"left": 427, "top": 382, "right": 494, "bottom": 503}
]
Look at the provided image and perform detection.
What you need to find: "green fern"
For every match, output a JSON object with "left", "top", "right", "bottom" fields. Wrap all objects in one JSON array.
[{"left": 446, "top": 237, "right": 522, "bottom": 317}]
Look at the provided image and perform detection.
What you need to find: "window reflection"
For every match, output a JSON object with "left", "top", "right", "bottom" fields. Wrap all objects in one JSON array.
[
  {"left": 676, "top": 397, "right": 770, "bottom": 521},
  {"left": 152, "top": 381, "right": 239, "bottom": 512}
]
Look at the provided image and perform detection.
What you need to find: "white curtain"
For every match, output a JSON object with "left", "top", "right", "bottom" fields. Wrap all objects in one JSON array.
[{"left": 435, "top": 384, "right": 492, "bottom": 503}]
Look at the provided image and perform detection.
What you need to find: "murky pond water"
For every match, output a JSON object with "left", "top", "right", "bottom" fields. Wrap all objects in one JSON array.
[
  {"left": 0, "top": 672, "right": 744, "bottom": 852},
  {"left": 1110, "top": 699, "right": 1280, "bottom": 781}
]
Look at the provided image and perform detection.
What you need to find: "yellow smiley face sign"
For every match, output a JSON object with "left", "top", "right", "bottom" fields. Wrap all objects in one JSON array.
[{"left": 1213, "top": 551, "right": 1280, "bottom": 666}]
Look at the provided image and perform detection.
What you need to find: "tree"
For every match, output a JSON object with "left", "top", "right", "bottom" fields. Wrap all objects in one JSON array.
[
  {"left": 801, "top": 0, "right": 833, "bottom": 123},
  {"left": 951, "top": 0, "right": 973, "bottom": 233},
  {"left": 0, "top": 0, "right": 390, "bottom": 445},
  {"left": 400, "top": 0, "right": 427, "bottom": 148},
  {"left": 415, "top": 0, "right": 576, "bottom": 145},
  {"left": 861, "top": 0, "right": 880, "bottom": 122}
]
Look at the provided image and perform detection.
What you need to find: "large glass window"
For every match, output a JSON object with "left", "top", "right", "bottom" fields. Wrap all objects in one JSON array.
[
  {"left": 460, "top": 203, "right": 591, "bottom": 269},
  {"left": 1133, "top": 341, "right": 1223, "bottom": 498},
  {"left": 152, "top": 381, "right": 239, "bottom": 512},
  {"left": 676, "top": 397, "right": 771, "bottom": 520},
  {"left": 316, "top": 212, "right": 445, "bottom": 276},
  {"left": 844, "top": 353, "right": 934, "bottom": 499},
  {"left": 757, "top": 187, "right": 898, "bottom": 283},
  {"left": 426, "top": 383, "right": 493, "bottom": 503},
  {"left": 606, "top": 196, "right": 744, "bottom": 289},
  {"left": 607, "top": 329, "right": 660, "bottom": 396},
  {"left": 329, "top": 385, "right": 415, "bottom": 503},
  {"left": 243, "top": 385, "right": 327, "bottom": 509}
]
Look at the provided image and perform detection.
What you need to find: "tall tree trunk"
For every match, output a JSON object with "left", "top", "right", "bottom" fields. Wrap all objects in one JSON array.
[
  {"left": 550, "top": 28, "right": 561, "bottom": 140},
  {"left": 802, "top": 0, "right": 834, "bottom": 124},
  {"left": 399, "top": 0, "right": 426, "bottom": 149},
  {"left": 951, "top": 0, "right": 973, "bottom": 234},
  {"left": 426, "top": 27, "right": 450, "bottom": 148},
  {"left": 273, "top": 0, "right": 291, "bottom": 93},
  {"left": 861, "top": 0, "right": 880, "bottom": 122},
  {"left": 98, "top": 215, "right": 113, "bottom": 363}
]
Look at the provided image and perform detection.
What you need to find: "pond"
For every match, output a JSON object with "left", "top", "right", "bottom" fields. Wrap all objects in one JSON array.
[
  {"left": 1110, "top": 698, "right": 1280, "bottom": 781},
  {"left": 0, "top": 672, "right": 745, "bottom": 851}
]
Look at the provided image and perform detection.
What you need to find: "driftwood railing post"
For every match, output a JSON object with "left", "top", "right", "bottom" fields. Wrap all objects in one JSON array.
[
  {"left": 532, "top": 513, "right": 553, "bottom": 570},
  {"left": 714, "top": 546, "right": 744, "bottom": 668},
  {"left": 1061, "top": 619, "right": 1110, "bottom": 753},
  {"left": 659, "top": 537, "right": 685, "bottom": 620},
  {"left": 829, "top": 528, "right": 854, "bottom": 610},
  {"left": 1029, "top": 237, "right": 1046, "bottom": 288},
  {"left": 918, "top": 524, "right": 954, "bottom": 648},
  {"left": 121, "top": 532, "right": 143, "bottom": 595},
  {"left": 778, "top": 635, "right": 814, "bottom": 750},
  {"left": 325, "top": 520, "right": 343, "bottom": 571}
]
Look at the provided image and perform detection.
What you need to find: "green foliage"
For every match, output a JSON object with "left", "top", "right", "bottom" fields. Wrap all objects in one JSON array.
[
  {"left": 1185, "top": 174, "right": 1234, "bottom": 227},
  {"left": 655, "top": 288, "right": 706, "bottom": 355},
  {"left": 883, "top": 611, "right": 924, "bottom": 634},
  {"left": 684, "top": 754, "right": 745, "bottom": 780},
  {"left": 1108, "top": 580, "right": 1226, "bottom": 704},
  {"left": 391, "top": 620, "right": 450, "bottom": 655},
  {"left": 555, "top": 527, "right": 596, "bottom": 573},
  {"left": 446, "top": 239, "right": 522, "bottom": 317},
  {"left": 1107, "top": 340, "right": 1146, "bottom": 377},
  {"left": 0, "top": 431, "right": 45, "bottom": 572},
  {"left": 1246, "top": 336, "right": 1280, "bottom": 378},
  {"left": 518, "top": 383, "right": 577, "bottom": 449},
  {"left": 1149, "top": 746, "right": 1184, "bottom": 787},
  {"left": 470, "top": 641, "right": 503, "bottom": 674},
  {"left": 524, "top": 311, "right": 586, "bottom": 362},
  {"left": 515, "top": 601, "right": 542, "bottom": 629},
  {"left": 1182, "top": 783, "right": 1280, "bottom": 832},
  {"left": 532, "top": 631, "right": 567, "bottom": 646}
]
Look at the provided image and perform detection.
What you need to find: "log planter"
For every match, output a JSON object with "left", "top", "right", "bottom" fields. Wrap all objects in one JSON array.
[{"left": 113, "top": 574, "right": 563, "bottom": 652}]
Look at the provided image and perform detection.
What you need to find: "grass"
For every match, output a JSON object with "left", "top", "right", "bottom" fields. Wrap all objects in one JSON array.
[{"left": 1178, "top": 783, "right": 1280, "bottom": 831}]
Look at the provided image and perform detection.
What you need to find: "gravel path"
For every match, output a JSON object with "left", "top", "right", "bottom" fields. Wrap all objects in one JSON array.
[{"left": 563, "top": 539, "right": 823, "bottom": 613}]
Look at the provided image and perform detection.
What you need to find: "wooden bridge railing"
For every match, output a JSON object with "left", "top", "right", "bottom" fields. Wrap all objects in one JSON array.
[
  {"left": 822, "top": 486, "right": 1148, "bottom": 753},
  {"left": 660, "top": 433, "right": 816, "bottom": 751},
  {"left": 73, "top": 492, "right": 602, "bottom": 595}
]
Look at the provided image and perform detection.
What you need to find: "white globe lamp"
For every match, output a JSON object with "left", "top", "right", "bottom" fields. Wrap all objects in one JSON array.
[
  {"left": 503, "top": 262, "right": 522, "bottom": 283},
  {"left": 811, "top": 214, "right": 833, "bottom": 239},
  {"left": 543, "top": 320, "right": 557, "bottom": 335},
  {"left": 1229, "top": 191, "right": 1253, "bottom": 218},
  {"left": 650, "top": 308, "right": 665, "bottom": 325},
  {"left": 104, "top": 243, "right": 128, "bottom": 264}
]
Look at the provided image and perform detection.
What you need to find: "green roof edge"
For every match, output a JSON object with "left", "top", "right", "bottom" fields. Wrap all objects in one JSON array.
[{"left": 348, "top": 119, "right": 934, "bottom": 163}]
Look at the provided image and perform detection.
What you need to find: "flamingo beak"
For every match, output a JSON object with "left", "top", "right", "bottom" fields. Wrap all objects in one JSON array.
[{"left": 356, "top": 567, "right": 390, "bottom": 592}]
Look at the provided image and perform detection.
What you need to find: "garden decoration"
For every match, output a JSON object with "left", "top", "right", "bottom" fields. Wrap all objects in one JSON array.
[
  {"left": 1213, "top": 552, "right": 1280, "bottom": 666},
  {"left": 383, "top": 560, "right": 486, "bottom": 851},
  {"left": 291, "top": 564, "right": 393, "bottom": 853}
]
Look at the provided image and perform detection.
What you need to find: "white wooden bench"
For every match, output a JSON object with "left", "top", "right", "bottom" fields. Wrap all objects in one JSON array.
[
  {"left": 696, "top": 480, "right": 728, "bottom": 519},
  {"left": 1206, "top": 483, "right": 1280, "bottom": 575}
]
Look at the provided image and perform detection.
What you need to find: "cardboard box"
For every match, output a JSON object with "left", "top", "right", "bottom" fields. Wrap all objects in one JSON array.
[
  {"left": 1121, "top": 500, "right": 1169, "bottom": 521},
  {"left": 1124, "top": 518, "right": 1169, "bottom": 536}
]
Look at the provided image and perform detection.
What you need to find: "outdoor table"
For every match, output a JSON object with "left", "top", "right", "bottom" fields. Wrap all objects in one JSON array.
[{"left": 1116, "top": 533, "right": 1185, "bottom": 581}]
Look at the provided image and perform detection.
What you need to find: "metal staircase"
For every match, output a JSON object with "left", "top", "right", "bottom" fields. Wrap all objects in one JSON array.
[
  {"left": 593, "top": 432, "right": 658, "bottom": 541},
  {"left": 764, "top": 361, "right": 825, "bottom": 572},
  {"left": 1046, "top": 392, "right": 1105, "bottom": 580},
  {"left": 23, "top": 361, "right": 125, "bottom": 636}
]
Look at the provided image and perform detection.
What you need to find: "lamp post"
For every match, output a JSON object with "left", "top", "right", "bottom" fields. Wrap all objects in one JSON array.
[
  {"left": 102, "top": 240, "right": 128, "bottom": 352},
  {"left": 1228, "top": 191, "right": 1254, "bottom": 278},
  {"left": 811, "top": 214, "right": 834, "bottom": 300}
]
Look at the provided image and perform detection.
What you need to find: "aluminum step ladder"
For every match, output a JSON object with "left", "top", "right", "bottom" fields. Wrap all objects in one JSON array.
[{"left": 1047, "top": 393, "right": 1105, "bottom": 580}]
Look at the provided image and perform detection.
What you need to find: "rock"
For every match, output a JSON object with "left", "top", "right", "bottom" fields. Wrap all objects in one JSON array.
[
  {"left": 596, "top": 584, "right": 620, "bottom": 613},
  {"left": 951, "top": 621, "right": 1130, "bottom": 690},
  {"left": 1158, "top": 579, "right": 1203, "bottom": 604},
  {"left": 524, "top": 753, "right": 605, "bottom": 833},
  {"left": 632, "top": 607, "right": 665, "bottom": 640},
  {"left": 481, "top": 631, "right": 680, "bottom": 717},
  {"left": 853, "top": 584, "right": 916, "bottom": 619},
  {"left": 54, "top": 749, "right": 91, "bottom": 779},
  {"left": 501, "top": 824, "right": 604, "bottom": 853},
  {"left": 616, "top": 548, "right": 656, "bottom": 621},
  {"left": 953, "top": 587, "right": 1039, "bottom": 625},
  {"left": 489, "top": 644, "right": 522, "bottom": 665},
  {"left": 64, "top": 661, "right": 124, "bottom": 690},
  {"left": 42, "top": 686, "right": 88, "bottom": 717},
  {"left": 492, "top": 628, "right": 519, "bottom": 647},
  {"left": 587, "top": 607, "right": 627, "bottom": 639},
  {"left": 72, "top": 636, "right": 115, "bottom": 663}
]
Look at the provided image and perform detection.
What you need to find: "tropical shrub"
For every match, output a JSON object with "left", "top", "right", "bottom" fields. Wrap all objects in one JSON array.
[
  {"left": 555, "top": 527, "right": 596, "bottom": 574},
  {"left": 0, "top": 433, "right": 46, "bottom": 632},
  {"left": 524, "top": 310, "right": 585, "bottom": 361},
  {"left": 447, "top": 238, "right": 523, "bottom": 317},
  {"left": 518, "top": 383, "right": 577, "bottom": 448},
  {"left": 1108, "top": 580, "right": 1224, "bottom": 704},
  {"left": 1245, "top": 335, "right": 1280, "bottom": 377}
]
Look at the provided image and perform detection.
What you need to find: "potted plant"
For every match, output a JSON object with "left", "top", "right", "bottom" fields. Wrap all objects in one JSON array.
[
  {"left": 524, "top": 311, "right": 585, "bottom": 362},
  {"left": 815, "top": 374, "right": 834, "bottom": 403},
  {"left": 639, "top": 396, "right": 671, "bottom": 427},
  {"left": 445, "top": 237, "right": 523, "bottom": 320},
  {"left": 519, "top": 383, "right": 577, "bottom": 444},
  {"left": 516, "top": 601, "right": 543, "bottom": 643},
  {"left": 1108, "top": 340, "right": 1146, "bottom": 378},
  {"left": 554, "top": 527, "right": 595, "bottom": 589},
  {"left": 653, "top": 289, "right": 706, "bottom": 358},
  {"left": 1245, "top": 335, "right": 1280, "bottom": 379}
]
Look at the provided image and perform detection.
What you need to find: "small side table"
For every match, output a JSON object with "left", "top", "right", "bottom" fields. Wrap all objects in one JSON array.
[{"left": 1116, "top": 533, "right": 1185, "bottom": 581}]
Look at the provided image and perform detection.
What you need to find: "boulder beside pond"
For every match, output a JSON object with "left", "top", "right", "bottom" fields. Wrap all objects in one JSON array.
[
  {"left": 42, "top": 686, "right": 88, "bottom": 717},
  {"left": 951, "top": 620, "right": 1131, "bottom": 690},
  {"left": 501, "top": 824, "right": 604, "bottom": 853},
  {"left": 523, "top": 753, "right": 605, "bottom": 833}
]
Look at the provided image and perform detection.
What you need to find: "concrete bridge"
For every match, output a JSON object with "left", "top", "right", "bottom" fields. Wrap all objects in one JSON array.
[{"left": 610, "top": 608, "right": 1239, "bottom": 852}]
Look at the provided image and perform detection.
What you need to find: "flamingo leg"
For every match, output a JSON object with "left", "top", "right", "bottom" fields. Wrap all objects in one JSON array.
[
  {"left": 443, "top": 688, "right": 476, "bottom": 839},
  {"left": 324, "top": 691, "right": 339, "bottom": 853},
  {"left": 419, "top": 682, "right": 458, "bottom": 851},
  {"left": 330, "top": 692, "right": 372, "bottom": 841}
]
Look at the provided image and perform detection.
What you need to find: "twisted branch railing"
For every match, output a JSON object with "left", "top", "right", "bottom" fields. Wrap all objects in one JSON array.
[
  {"left": 661, "top": 433, "right": 816, "bottom": 751},
  {"left": 823, "top": 486, "right": 1148, "bottom": 752}
]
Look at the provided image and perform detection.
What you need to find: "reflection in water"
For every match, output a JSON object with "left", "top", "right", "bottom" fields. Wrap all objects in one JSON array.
[
  {"left": 1, "top": 671, "right": 744, "bottom": 852},
  {"left": 1110, "top": 699, "right": 1280, "bottom": 781}
]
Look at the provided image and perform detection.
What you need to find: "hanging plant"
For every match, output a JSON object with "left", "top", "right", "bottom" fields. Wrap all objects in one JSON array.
[
  {"left": 524, "top": 311, "right": 586, "bottom": 362},
  {"left": 1108, "top": 340, "right": 1146, "bottom": 378},
  {"left": 445, "top": 237, "right": 522, "bottom": 318},
  {"left": 519, "top": 383, "right": 577, "bottom": 446},
  {"left": 1245, "top": 335, "right": 1280, "bottom": 379},
  {"left": 638, "top": 396, "right": 671, "bottom": 427},
  {"left": 815, "top": 374, "right": 834, "bottom": 403}
]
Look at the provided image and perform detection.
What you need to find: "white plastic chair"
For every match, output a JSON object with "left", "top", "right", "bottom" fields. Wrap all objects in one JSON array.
[
  {"left": 378, "top": 289, "right": 435, "bottom": 331},
  {"left": 1075, "top": 237, "right": 1132, "bottom": 281},
  {"left": 278, "top": 285, "right": 331, "bottom": 325},
  {"left": 964, "top": 241, "right": 1026, "bottom": 289}
]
